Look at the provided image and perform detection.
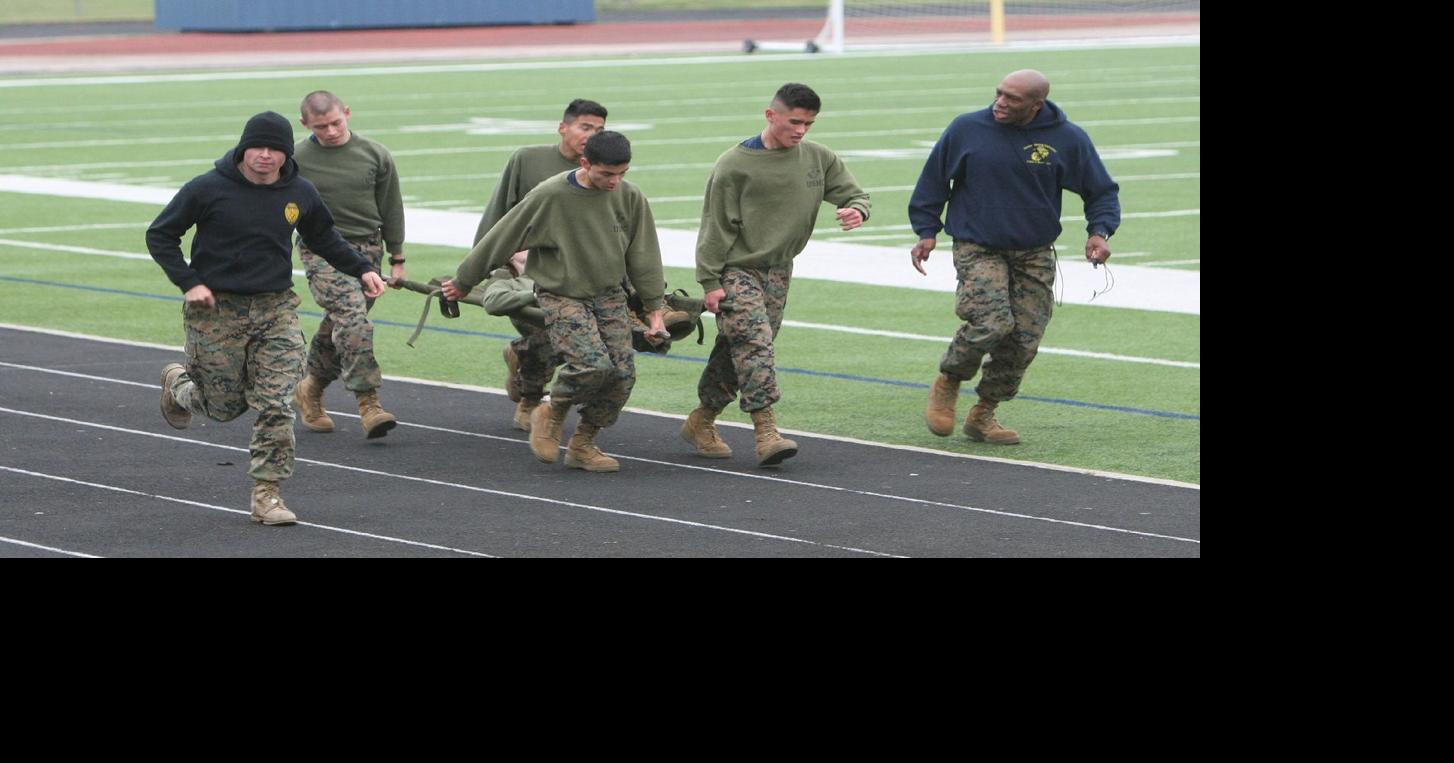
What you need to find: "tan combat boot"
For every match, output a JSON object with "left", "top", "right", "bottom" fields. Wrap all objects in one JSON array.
[
  {"left": 529, "top": 399, "right": 570, "bottom": 463},
  {"left": 294, "top": 375, "right": 334, "bottom": 433},
  {"left": 680, "top": 406, "right": 732, "bottom": 458},
  {"left": 503, "top": 344, "right": 522, "bottom": 402},
  {"left": 661, "top": 308, "right": 693, "bottom": 335},
  {"left": 356, "top": 390, "right": 397, "bottom": 439},
  {"left": 926, "top": 373, "right": 960, "bottom": 437},
  {"left": 513, "top": 397, "right": 541, "bottom": 432},
  {"left": 964, "top": 399, "right": 1020, "bottom": 445},
  {"left": 250, "top": 481, "right": 298, "bottom": 526},
  {"left": 749, "top": 407, "right": 798, "bottom": 466},
  {"left": 565, "top": 421, "right": 621, "bottom": 473},
  {"left": 160, "top": 363, "right": 191, "bottom": 430}
]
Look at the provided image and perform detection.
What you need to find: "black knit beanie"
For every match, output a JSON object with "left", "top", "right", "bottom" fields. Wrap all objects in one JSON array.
[{"left": 234, "top": 111, "right": 294, "bottom": 162}]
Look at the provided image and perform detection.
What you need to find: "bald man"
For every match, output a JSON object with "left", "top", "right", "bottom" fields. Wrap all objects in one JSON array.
[
  {"left": 909, "top": 69, "right": 1120, "bottom": 445},
  {"left": 292, "top": 90, "right": 407, "bottom": 440}
]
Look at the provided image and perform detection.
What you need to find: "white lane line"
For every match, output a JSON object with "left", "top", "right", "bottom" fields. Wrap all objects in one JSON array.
[
  {"left": 0, "top": 534, "right": 102, "bottom": 558},
  {"left": 0, "top": 325, "right": 1202, "bottom": 488},
  {"left": 0, "top": 325, "right": 180, "bottom": 351},
  {"left": 3, "top": 391, "right": 1197, "bottom": 549},
  {"left": 0, "top": 465, "right": 495, "bottom": 558},
  {"left": 347, "top": 415, "right": 1199, "bottom": 546},
  {"left": 0, "top": 362, "right": 156, "bottom": 387},
  {"left": 0, "top": 406, "right": 899, "bottom": 558}
]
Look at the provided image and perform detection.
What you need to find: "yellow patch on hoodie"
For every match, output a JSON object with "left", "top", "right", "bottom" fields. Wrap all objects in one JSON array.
[{"left": 284, "top": 202, "right": 300, "bottom": 226}]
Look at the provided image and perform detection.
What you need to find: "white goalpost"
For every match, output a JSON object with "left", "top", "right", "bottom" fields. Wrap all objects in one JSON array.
[{"left": 743, "top": 1, "right": 1201, "bottom": 54}]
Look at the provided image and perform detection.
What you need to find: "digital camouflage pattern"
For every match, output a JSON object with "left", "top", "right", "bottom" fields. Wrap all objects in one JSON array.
[
  {"left": 508, "top": 318, "right": 557, "bottom": 401},
  {"left": 172, "top": 290, "right": 306, "bottom": 481},
  {"left": 940, "top": 241, "right": 1056, "bottom": 403},
  {"left": 697, "top": 265, "right": 791, "bottom": 413},
  {"left": 537, "top": 286, "right": 636, "bottom": 428},
  {"left": 300, "top": 235, "right": 383, "bottom": 392}
]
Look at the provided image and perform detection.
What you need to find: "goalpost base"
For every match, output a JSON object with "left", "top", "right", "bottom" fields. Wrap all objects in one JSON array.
[{"left": 744, "top": 39, "right": 822, "bottom": 54}]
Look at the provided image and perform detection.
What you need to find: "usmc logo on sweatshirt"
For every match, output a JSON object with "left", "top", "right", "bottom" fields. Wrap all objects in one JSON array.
[
  {"left": 806, "top": 167, "right": 823, "bottom": 189},
  {"left": 613, "top": 211, "right": 628, "bottom": 233},
  {"left": 284, "top": 202, "right": 300, "bottom": 226},
  {"left": 1023, "top": 143, "right": 1057, "bottom": 165}
]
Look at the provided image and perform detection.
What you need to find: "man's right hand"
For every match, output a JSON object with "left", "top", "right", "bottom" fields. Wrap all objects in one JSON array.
[
  {"left": 184, "top": 284, "right": 216, "bottom": 308},
  {"left": 911, "top": 238, "right": 937, "bottom": 275},
  {"left": 704, "top": 288, "right": 727, "bottom": 313}
]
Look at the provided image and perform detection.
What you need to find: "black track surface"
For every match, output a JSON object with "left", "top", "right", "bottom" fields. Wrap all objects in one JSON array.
[{"left": 0, "top": 327, "right": 1199, "bottom": 557}]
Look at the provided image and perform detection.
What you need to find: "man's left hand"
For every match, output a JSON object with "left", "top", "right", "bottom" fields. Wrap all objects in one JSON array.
[
  {"left": 362, "top": 271, "right": 387, "bottom": 298},
  {"left": 836, "top": 208, "right": 864, "bottom": 231},
  {"left": 440, "top": 278, "right": 470, "bottom": 301},
  {"left": 1085, "top": 235, "right": 1111, "bottom": 265}
]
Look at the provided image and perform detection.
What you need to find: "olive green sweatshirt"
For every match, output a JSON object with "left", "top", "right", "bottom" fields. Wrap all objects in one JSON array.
[
  {"left": 293, "top": 132, "right": 405, "bottom": 254},
  {"left": 474, "top": 144, "right": 580, "bottom": 245},
  {"left": 455, "top": 171, "right": 665, "bottom": 311},
  {"left": 695, "top": 140, "right": 870, "bottom": 292}
]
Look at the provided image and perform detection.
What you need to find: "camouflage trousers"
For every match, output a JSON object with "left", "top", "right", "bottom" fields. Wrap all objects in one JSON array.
[
  {"left": 537, "top": 286, "right": 635, "bottom": 428},
  {"left": 940, "top": 241, "right": 1056, "bottom": 403},
  {"left": 698, "top": 265, "right": 791, "bottom": 413},
  {"left": 300, "top": 235, "right": 383, "bottom": 392},
  {"left": 171, "top": 290, "right": 306, "bottom": 482},
  {"left": 509, "top": 317, "right": 559, "bottom": 401}
]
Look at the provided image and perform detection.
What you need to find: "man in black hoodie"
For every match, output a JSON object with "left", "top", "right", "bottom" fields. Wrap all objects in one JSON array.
[{"left": 147, "top": 111, "right": 386, "bottom": 526}]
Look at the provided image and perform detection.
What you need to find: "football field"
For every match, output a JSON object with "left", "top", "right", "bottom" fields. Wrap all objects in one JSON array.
[{"left": 0, "top": 42, "right": 1200, "bottom": 484}]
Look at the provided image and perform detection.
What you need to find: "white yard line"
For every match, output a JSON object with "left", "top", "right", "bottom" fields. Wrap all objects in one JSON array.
[
  {"left": 0, "top": 172, "right": 1198, "bottom": 315},
  {"left": 0, "top": 222, "right": 147, "bottom": 235},
  {"left": 0, "top": 232, "right": 1197, "bottom": 365},
  {"left": 0, "top": 237, "right": 307, "bottom": 277},
  {"left": 0, "top": 74, "right": 1201, "bottom": 122},
  {"left": 778, "top": 322, "right": 1198, "bottom": 368}
]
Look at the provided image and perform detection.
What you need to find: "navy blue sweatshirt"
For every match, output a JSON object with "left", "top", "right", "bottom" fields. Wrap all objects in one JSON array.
[
  {"left": 147, "top": 151, "right": 375, "bottom": 295},
  {"left": 908, "top": 100, "right": 1120, "bottom": 249}
]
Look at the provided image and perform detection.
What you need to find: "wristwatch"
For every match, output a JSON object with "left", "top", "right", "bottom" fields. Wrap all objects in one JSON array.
[
  {"left": 388, "top": 255, "right": 406, "bottom": 265},
  {"left": 1089, "top": 230, "right": 1110, "bottom": 240}
]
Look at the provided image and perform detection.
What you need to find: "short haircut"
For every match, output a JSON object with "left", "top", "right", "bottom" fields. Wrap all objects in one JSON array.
[
  {"left": 301, "top": 90, "right": 345, "bottom": 118},
  {"left": 583, "top": 130, "right": 631, "bottom": 166},
  {"left": 564, "top": 98, "right": 608, "bottom": 123},
  {"left": 771, "top": 83, "right": 820, "bottom": 113}
]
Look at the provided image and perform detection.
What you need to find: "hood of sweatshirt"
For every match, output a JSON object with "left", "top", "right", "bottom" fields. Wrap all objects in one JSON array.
[{"left": 215, "top": 150, "right": 302, "bottom": 188}]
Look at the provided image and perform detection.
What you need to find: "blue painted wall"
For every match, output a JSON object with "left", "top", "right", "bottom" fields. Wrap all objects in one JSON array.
[{"left": 155, "top": 1, "right": 595, "bottom": 32}]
